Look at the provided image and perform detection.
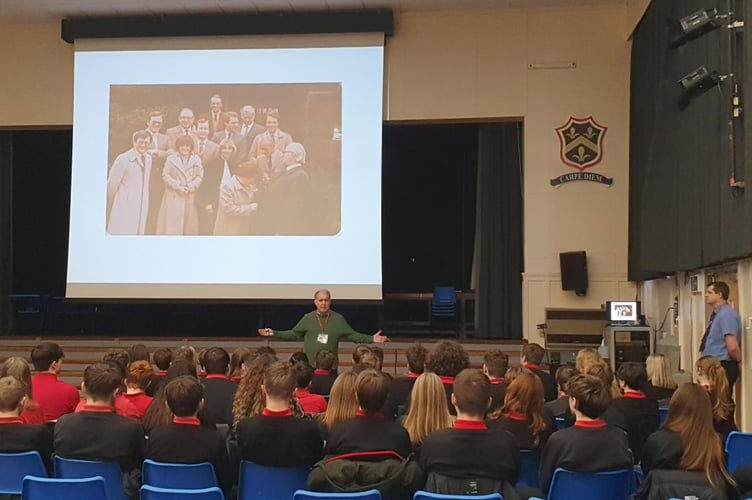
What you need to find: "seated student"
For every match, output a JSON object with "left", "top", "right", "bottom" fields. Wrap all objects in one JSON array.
[
  {"left": 74, "top": 360, "right": 140, "bottom": 419},
  {"left": 0, "top": 376, "right": 53, "bottom": 472},
  {"left": 384, "top": 343, "right": 427, "bottom": 419},
  {"left": 316, "top": 371, "right": 359, "bottom": 442},
  {"left": 402, "top": 372, "right": 454, "bottom": 452},
  {"left": 370, "top": 346, "right": 385, "bottom": 373},
  {"left": 422, "top": 340, "right": 471, "bottom": 416},
  {"left": 236, "top": 360, "right": 323, "bottom": 467},
  {"left": 309, "top": 349, "right": 337, "bottom": 396},
  {"left": 521, "top": 343, "right": 557, "bottom": 402},
  {"left": 54, "top": 364, "right": 145, "bottom": 498},
  {"left": 200, "top": 347, "right": 236, "bottom": 426},
  {"left": 352, "top": 345, "right": 373, "bottom": 366},
  {"left": 146, "top": 376, "right": 232, "bottom": 496},
  {"left": 696, "top": 356, "right": 737, "bottom": 442},
  {"left": 30, "top": 342, "right": 80, "bottom": 421},
  {"left": 610, "top": 362, "right": 659, "bottom": 464},
  {"left": 294, "top": 361, "right": 328, "bottom": 414},
  {"left": 538, "top": 374, "right": 632, "bottom": 496},
  {"left": 352, "top": 351, "right": 380, "bottom": 374},
  {"left": 644, "top": 353, "right": 677, "bottom": 403},
  {"left": 1, "top": 357, "right": 46, "bottom": 424},
  {"left": 147, "top": 347, "right": 172, "bottom": 396},
  {"left": 419, "top": 368, "right": 519, "bottom": 495},
  {"left": 483, "top": 350, "right": 509, "bottom": 414},
  {"left": 639, "top": 383, "right": 736, "bottom": 500},
  {"left": 544, "top": 365, "right": 577, "bottom": 418},
  {"left": 488, "top": 372, "right": 555, "bottom": 450},
  {"left": 290, "top": 351, "right": 310, "bottom": 365},
  {"left": 229, "top": 347, "right": 253, "bottom": 384},
  {"left": 123, "top": 360, "right": 154, "bottom": 418},
  {"left": 325, "top": 369, "right": 411, "bottom": 458}
]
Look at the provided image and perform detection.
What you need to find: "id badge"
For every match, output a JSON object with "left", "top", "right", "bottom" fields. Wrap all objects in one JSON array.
[{"left": 317, "top": 332, "right": 329, "bottom": 344}]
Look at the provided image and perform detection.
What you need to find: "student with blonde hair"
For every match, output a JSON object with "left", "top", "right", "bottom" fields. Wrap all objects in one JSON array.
[
  {"left": 0, "top": 376, "right": 53, "bottom": 471},
  {"left": 318, "top": 371, "right": 359, "bottom": 438},
  {"left": 1, "top": 357, "right": 45, "bottom": 424},
  {"left": 695, "top": 356, "right": 737, "bottom": 441},
  {"left": 645, "top": 353, "right": 677, "bottom": 402},
  {"left": 402, "top": 372, "right": 454, "bottom": 449}
]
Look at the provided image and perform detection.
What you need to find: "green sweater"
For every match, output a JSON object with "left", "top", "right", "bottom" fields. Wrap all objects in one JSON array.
[{"left": 273, "top": 310, "right": 373, "bottom": 368}]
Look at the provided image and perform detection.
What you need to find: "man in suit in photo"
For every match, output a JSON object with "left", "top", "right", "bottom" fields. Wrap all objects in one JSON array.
[
  {"left": 237, "top": 105, "right": 266, "bottom": 159},
  {"left": 195, "top": 118, "right": 219, "bottom": 165},
  {"left": 248, "top": 111, "right": 293, "bottom": 158},
  {"left": 211, "top": 111, "right": 241, "bottom": 145},
  {"left": 166, "top": 107, "right": 196, "bottom": 150},
  {"left": 143, "top": 111, "right": 170, "bottom": 234},
  {"left": 207, "top": 94, "right": 224, "bottom": 135}
]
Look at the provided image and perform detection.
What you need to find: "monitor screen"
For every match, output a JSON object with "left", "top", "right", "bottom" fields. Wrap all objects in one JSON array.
[{"left": 607, "top": 301, "right": 639, "bottom": 323}]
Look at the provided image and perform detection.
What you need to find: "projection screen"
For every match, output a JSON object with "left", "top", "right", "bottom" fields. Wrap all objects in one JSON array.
[{"left": 66, "top": 34, "right": 384, "bottom": 300}]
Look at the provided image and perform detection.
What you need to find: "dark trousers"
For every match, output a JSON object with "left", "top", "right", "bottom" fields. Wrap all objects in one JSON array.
[{"left": 721, "top": 360, "right": 739, "bottom": 393}]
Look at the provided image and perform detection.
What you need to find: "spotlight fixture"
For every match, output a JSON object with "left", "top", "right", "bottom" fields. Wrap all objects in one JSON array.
[
  {"left": 671, "top": 8, "right": 721, "bottom": 48},
  {"left": 677, "top": 66, "right": 727, "bottom": 109}
]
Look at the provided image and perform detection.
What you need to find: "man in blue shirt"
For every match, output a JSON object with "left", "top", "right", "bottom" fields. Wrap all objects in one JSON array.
[{"left": 700, "top": 281, "right": 742, "bottom": 390}]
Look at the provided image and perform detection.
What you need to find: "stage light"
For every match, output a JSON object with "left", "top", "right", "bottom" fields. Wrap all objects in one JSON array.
[
  {"left": 671, "top": 8, "right": 721, "bottom": 48},
  {"left": 677, "top": 66, "right": 727, "bottom": 109}
]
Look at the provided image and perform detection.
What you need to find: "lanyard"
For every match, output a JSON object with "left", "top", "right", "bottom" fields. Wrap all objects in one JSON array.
[{"left": 317, "top": 312, "right": 330, "bottom": 331}]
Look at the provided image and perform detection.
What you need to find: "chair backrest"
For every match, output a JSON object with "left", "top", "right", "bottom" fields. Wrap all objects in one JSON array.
[
  {"left": 546, "top": 468, "right": 634, "bottom": 500},
  {"left": 725, "top": 431, "right": 752, "bottom": 473},
  {"left": 414, "top": 491, "right": 502, "bottom": 500},
  {"left": 22, "top": 475, "right": 107, "bottom": 500},
  {"left": 53, "top": 455, "right": 126, "bottom": 500},
  {"left": 142, "top": 459, "right": 218, "bottom": 489},
  {"left": 293, "top": 489, "right": 382, "bottom": 500},
  {"left": 0, "top": 451, "right": 47, "bottom": 494},
  {"left": 239, "top": 461, "right": 309, "bottom": 500},
  {"left": 518, "top": 449, "right": 541, "bottom": 488},
  {"left": 554, "top": 417, "right": 566, "bottom": 431},
  {"left": 658, "top": 407, "right": 669, "bottom": 426},
  {"left": 432, "top": 287, "right": 457, "bottom": 309},
  {"left": 140, "top": 484, "right": 225, "bottom": 500}
]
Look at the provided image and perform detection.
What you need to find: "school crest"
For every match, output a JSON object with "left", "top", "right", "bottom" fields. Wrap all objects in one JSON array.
[
  {"left": 555, "top": 116, "right": 607, "bottom": 170},
  {"left": 550, "top": 116, "right": 613, "bottom": 187}
]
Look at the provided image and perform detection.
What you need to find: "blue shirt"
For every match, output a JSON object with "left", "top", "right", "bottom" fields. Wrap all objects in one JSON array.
[{"left": 701, "top": 304, "right": 741, "bottom": 361}]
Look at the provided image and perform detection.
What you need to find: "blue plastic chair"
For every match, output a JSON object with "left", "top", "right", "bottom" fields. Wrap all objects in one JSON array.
[
  {"left": 140, "top": 484, "right": 225, "bottom": 500},
  {"left": 530, "top": 468, "right": 634, "bottom": 500},
  {"left": 53, "top": 455, "right": 126, "bottom": 500},
  {"left": 293, "top": 489, "right": 382, "bottom": 500},
  {"left": 142, "top": 459, "right": 218, "bottom": 489},
  {"left": 0, "top": 450, "right": 47, "bottom": 494},
  {"left": 725, "top": 431, "right": 752, "bottom": 473},
  {"left": 22, "top": 475, "right": 107, "bottom": 500},
  {"left": 658, "top": 407, "right": 669, "bottom": 426},
  {"left": 554, "top": 417, "right": 566, "bottom": 431},
  {"left": 238, "top": 461, "right": 309, "bottom": 500},
  {"left": 518, "top": 449, "right": 541, "bottom": 488},
  {"left": 414, "top": 492, "right": 502, "bottom": 500}
]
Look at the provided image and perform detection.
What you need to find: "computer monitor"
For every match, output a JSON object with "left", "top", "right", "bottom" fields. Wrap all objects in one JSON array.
[{"left": 606, "top": 300, "right": 640, "bottom": 323}]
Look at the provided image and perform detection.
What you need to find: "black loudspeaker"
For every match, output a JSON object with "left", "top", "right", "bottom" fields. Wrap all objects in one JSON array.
[{"left": 560, "top": 251, "right": 588, "bottom": 296}]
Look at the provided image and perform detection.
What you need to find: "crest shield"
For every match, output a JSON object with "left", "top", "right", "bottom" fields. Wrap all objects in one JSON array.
[{"left": 555, "top": 116, "right": 607, "bottom": 171}]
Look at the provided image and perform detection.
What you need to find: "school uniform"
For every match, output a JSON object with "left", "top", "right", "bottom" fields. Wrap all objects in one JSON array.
[
  {"left": 31, "top": 372, "right": 80, "bottom": 421},
  {"left": 295, "top": 388, "right": 328, "bottom": 414},
  {"left": 200, "top": 375, "right": 237, "bottom": 426},
  {"left": 326, "top": 410, "right": 411, "bottom": 458},
  {"left": 488, "top": 411, "right": 555, "bottom": 450},
  {"left": 146, "top": 416, "right": 232, "bottom": 495},
  {"left": 608, "top": 391, "right": 659, "bottom": 464},
  {"left": 419, "top": 419, "right": 520, "bottom": 494},
  {"left": 236, "top": 408, "right": 323, "bottom": 467},
  {"left": 309, "top": 369, "right": 337, "bottom": 396},
  {"left": 54, "top": 404, "right": 145, "bottom": 474},
  {"left": 524, "top": 364, "right": 558, "bottom": 402},
  {"left": 0, "top": 416, "right": 54, "bottom": 471},
  {"left": 539, "top": 419, "right": 632, "bottom": 495}
]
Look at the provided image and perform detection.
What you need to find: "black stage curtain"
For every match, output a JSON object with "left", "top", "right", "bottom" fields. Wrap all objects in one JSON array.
[
  {"left": 0, "top": 133, "right": 12, "bottom": 335},
  {"left": 629, "top": 0, "right": 750, "bottom": 281},
  {"left": 473, "top": 123, "right": 524, "bottom": 339}
]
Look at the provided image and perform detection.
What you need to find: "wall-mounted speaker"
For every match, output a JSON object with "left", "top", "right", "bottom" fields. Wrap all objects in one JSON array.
[{"left": 560, "top": 251, "right": 588, "bottom": 296}]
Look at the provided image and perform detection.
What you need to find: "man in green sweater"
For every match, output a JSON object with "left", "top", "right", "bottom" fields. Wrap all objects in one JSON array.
[{"left": 258, "top": 289, "right": 388, "bottom": 369}]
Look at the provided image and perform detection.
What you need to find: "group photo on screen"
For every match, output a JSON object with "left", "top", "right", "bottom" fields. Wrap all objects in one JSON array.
[{"left": 105, "top": 83, "right": 342, "bottom": 237}]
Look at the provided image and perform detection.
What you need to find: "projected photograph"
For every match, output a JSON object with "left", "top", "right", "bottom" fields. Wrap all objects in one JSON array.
[{"left": 106, "top": 83, "right": 342, "bottom": 236}]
